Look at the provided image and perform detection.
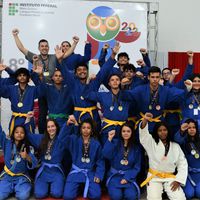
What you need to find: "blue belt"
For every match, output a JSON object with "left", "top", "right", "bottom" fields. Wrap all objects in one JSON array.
[
  {"left": 188, "top": 167, "right": 200, "bottom": 186},
  {"left": 69, "top": 164, "right": 90, "bottom": 198},
  {"left": 35, "top": 162, "right": 65, "bottom": 180},
  {"left": 107, "top": 167, "right": 140, "bottom": 199}
]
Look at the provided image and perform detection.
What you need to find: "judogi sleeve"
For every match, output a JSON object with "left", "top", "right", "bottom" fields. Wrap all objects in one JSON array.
[
  {"left": 94, "top": 144, "right": 105, "bottom": 181},
  {"left": 175, "top": 144, "right": 188, "bottom": 186},
  {"left": 139, "top": 122, "right": 154, "bottom": 152}
]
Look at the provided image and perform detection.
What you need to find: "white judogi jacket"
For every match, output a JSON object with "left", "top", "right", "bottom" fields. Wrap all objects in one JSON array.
[{"left": 139, "top": 123, "right": 188, "bottom": 185}]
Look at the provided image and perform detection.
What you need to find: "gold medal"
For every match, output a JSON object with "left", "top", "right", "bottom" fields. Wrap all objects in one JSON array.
[
  {"left": 17, "top": 102, "right": 23, "bottom": 108},
  {"left": 43, "top": 71, "right": 50, "bottom": 77},
  {"left": 124, "top": 160, "right": 129, "bottom": 165},
  {"left": 118, "top": 106, "right": 123, "bottom": 111},
  {"left": 45, "top": 155, "right": 49, "bottom": 160},
  {"left": 47, "top": 155, "right": 52, "bottom": 160},
  {"left": 195, "top": 153, "right": 200, "bottom": 159}
]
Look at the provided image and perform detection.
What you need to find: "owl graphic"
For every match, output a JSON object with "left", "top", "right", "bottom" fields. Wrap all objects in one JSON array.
[{"left": 86, "top": 6, "right": 141, "bottom": 59}]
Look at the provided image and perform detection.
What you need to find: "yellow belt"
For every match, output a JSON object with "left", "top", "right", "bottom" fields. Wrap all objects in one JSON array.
[
  {"left": 163, "top": 109, "right": 182, "bottom": 120},
  {"left": 74, "top": 106, "right": 97, "bottom": 123},
  {"left": 140, "top": 168, "right": 176, "bottom": 187},
  {"left": 135, "top": 112, "right": 162, "bottom": 128},
  {"left": 4, "top": 165, "right": 24, "bottom": 177},
  {"left": 102, "top": 118, "right": 126, "bottom": 130},
  {"left": 10, "top": 112, "right": 28, "bottom": 136},
  {"left": 127, "top": 117, "right": 137, "bottom": 123},
  {"left": 4, "top": 165, "right": 31, "bottom": 182}
]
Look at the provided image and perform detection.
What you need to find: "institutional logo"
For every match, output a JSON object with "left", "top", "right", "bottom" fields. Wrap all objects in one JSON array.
[
  {"left": 86, "top": 6, "right": 120, "bottom": 42},
  {"left": 8, "top": 3, "right": 18, "bottom": 16},
  {"left": 86, "top": 6, "right": 141, "bottom": 59}
]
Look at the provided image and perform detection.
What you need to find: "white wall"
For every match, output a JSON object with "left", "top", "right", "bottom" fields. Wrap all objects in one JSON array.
[
  {"left": 158, "top": 0, "right": 200, "bottom": 52},
  {"left": 106, "top": 0, "right": 200, "bottom": 52}
]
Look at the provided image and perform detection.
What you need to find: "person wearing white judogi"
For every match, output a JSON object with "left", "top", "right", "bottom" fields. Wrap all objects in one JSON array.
[{"left": 139, "top": 113, "right": 188, "bottom": 200}]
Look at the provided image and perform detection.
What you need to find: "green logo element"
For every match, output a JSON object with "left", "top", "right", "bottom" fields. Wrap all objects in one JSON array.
[
  {"left": 86, "top": 12, "right": 120, "bottom": 42},
  {"left": 9, "top": 3, "right": 18, "bottom": 16}
]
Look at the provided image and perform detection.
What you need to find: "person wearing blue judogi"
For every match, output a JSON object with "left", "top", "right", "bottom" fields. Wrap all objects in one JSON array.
[
  {"left": 85, "top": 73, "right": 131, "bottom": 144},
  {"left": 58, "top": 117, "right": 105, "bottom": 200},
  {"left": 25, "top": 113, "right": 68, "bottom": 199},
  {"left": 57, "top": 40, "right": 91, "bottom": 72},
  {"left": 121, "top": 66, "right": 185, "bottom": 133},
  {"left": 180, "top": 74, "right": 200, "bottom": 130},
  {"left": 174, "top": 118, "right": 200, "bottom": 199},
  {"left": 0, "top": 124, "right": 37, "bottom": 200},
  {"left": 99, "top": 47, "right": 150, "bottom": 90},
  {"left": 162, "top": 51, "right": 194, "bottom": 134},
  {"left": 102, "top": 122, "right": 141, "bottom": 200},
  {"left": 58, "top": 42, "right": 120, "bottom": 131},
  {"left": 31, "top": 65, "right": 73, "bottom": 128},
  {"left": 0, "top": 68, "right": 42, "bottom": 135}
]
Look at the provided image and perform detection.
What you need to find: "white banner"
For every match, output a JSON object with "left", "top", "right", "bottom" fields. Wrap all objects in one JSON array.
[{"left": 2, "top": 0, "right": 147, "bottom": 130}]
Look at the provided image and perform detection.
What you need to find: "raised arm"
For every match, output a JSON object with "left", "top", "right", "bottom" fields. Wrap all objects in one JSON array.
[
  {"left": 102, "top": 130, "right": 117, "bottom": 160},
  {"left": 24, "top": 112, "right": 43, "bottom": 148},
  {"left": 12, "top": 28, "right": 28, "bottom": 56},
  {"left": 174, "top": 123, "right": 188, "bottom": 145},
  {"left": 93, "top": 42, "right": 119, "bottom": 88},
  {"left": 98, "top": 43, "right": 109, "bottom": 67},
  {"left": 0, "top": 61, "right": 17, "bottom": 85},
  {"left": 173, "top": 51, "right": 194, "bottom": 89},
  {"left": 0, "top": 124, "right": 7, "bottom": 149},
  {"left": 63, "top": 36, "right": 79, "bottom": 59},
  {"left": 139, "top": 113, "right": 154, "bottom": 150},
  {"left": 81, "top": 41, "right": 91, "bottom": 63},
  {"left": 140, "top": 48, "right": 151, "bottom": 67},
  {"left": 58, "top": 115, "right": 79, "bottom": 145}
]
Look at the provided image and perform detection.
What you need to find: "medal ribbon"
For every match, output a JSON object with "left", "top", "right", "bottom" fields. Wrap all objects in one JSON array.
[
  {"left": 45, "top": 139, "right": 54, "bottom": 157},
  {"left": 189, "top": 143, "right": 199, "bottom": 158},
  {"left": 39, "top": 55, "right": 49, "bottom": 72},
  {"left": 193, "top": 93, "right": 200, "bottom": 107},
  {"left": 82, "top": 139, "right": 90, "bottom": 161},
  {"left": 18, "top": 85, "right": 28, "bottom": 104},
  {"left": 122, "top": 145, "right": 129, "bottom": 163},
  {"left": 111, "top": 92, "right": 122, "bottom": 110},
  {"left": 149, "top": 89, "right": 159, "bottom": 109}
]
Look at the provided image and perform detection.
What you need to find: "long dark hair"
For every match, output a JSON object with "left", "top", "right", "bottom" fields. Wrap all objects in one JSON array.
[
  {"left": 184, "top": 118, "right": 200, "bottom": 153},
  {"left": 38, "top": 119, "right": 60, "bottom": 156},
  {"left": 79, "top": 118, "right": 98, "bottom": 139},
  {"left": 119, "top": 121, "right": 137, "bottom": 148},
  {"left": 152, "top": 121, "right": 173, "bottom": 145},
  {"left": 11, "top": 125, "right": 30, "bottom": 153}
]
